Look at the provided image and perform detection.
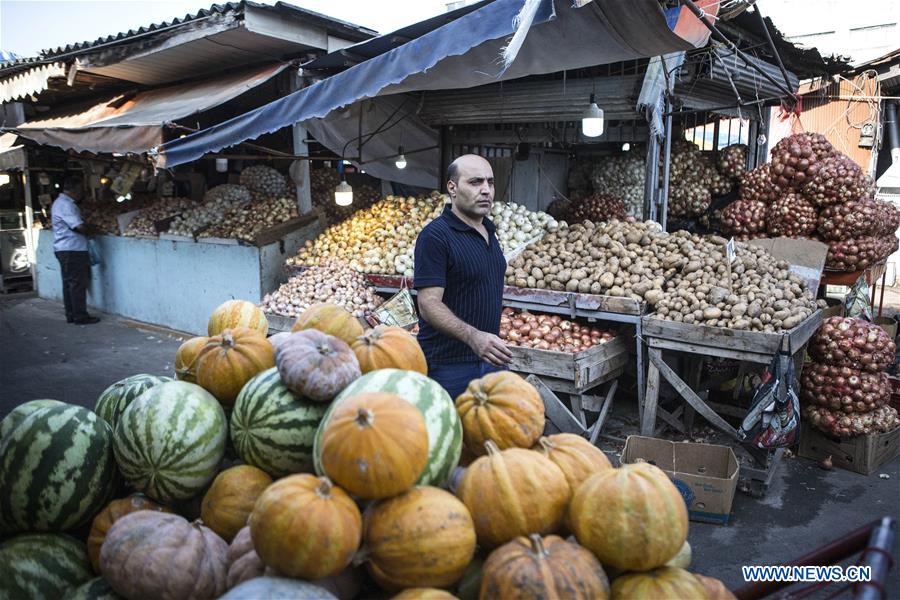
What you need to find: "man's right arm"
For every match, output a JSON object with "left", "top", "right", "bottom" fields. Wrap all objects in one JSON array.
[{"left": 418, "top": 287, "right": 511, "bottom": 367}]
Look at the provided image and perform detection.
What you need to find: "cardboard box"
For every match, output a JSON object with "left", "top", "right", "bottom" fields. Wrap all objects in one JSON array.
[
  {"left": 798, "top": 424, "right": 900, "bottom": 475},
  {"left": 749, "top": 237, "right": 828, "bottom": 297},
  {"left": 874, "top": 316, "right": 897, "bottom": 341},
  {"left": 621, "top": 436, "right": 739, "bottom": 525}
]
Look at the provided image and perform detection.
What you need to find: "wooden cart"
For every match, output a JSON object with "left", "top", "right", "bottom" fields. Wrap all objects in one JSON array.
[
  {"left": 508, "top": 336, "right": 629, "bottom": 444},
  {"left": 640, "top": 310, "right": 823, "bottom": 496}
]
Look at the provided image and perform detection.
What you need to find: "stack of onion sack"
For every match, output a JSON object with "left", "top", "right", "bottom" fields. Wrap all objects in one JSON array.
[
  {"left": 498, "top": 307, "right": 616, "bottom": 352},
  {"left": 564, "top": 194, "right": 627, "bottom": 224},
  {"left": 802, "top": 316, "right": 900, "bottom": 437},
  {"left": 663, "top": 140, "right": 741, "bottom": 219}
]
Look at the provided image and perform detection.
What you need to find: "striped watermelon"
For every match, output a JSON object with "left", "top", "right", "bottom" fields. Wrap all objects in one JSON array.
[
  {"left": 0, "top": 404, "right": 117, "bottom": 533},
  {"left": 95, "top": 374, "right": 172, "bottom": 427},
  {"left": 113, "top": 381, "right": 227, "bottom": 503},
  {"left": 0, "top": 399, "right": 65, "bottom": 441},
  {"left": 313, "top": 369, "right": 462, "bottom": 486},
  {"left": 231, "top": 367, "right": 328, "bottom": 477},
  {"left": 68, "top": 576, "right": 121, "bottom": 600},
  {"left": 0, "top": 533, "right": 92, "bottom": 598}
]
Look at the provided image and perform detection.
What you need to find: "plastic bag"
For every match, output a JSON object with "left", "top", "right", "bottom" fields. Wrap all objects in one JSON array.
[
  {"left": 368, "top": 280, "right": 418, "bottom": 330},
  {"left": 88, "top": 239, "right": 102, "bottom": 267},
  {"left": 843, "top": 275, "right": 872, "bottom": 321},
  {"left": 737, "top": 334, "right": 800, "bottom": 449}
]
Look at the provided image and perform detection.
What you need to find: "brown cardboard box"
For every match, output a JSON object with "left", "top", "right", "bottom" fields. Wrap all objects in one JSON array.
[
  {"left": 874, "top": 317, "right": 897, "bottom": 341},
  {"left": 798, "top": 424, "right": 900, "bottom": 475},
  {"left": 621, "top": 436, "right": 739, "bottom": 525}
]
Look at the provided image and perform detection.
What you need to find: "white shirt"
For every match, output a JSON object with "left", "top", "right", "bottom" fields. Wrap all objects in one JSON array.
[{"left": 51, "top": 193, "right": 88, "bottom": 252}]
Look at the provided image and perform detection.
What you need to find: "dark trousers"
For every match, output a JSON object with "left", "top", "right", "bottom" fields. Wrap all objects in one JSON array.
[
  {"left": 55, "top": 251, "right": 91, "bottom": 321},
  {"left": 429, "top": 361, "right": 507, "bottom": 401}
]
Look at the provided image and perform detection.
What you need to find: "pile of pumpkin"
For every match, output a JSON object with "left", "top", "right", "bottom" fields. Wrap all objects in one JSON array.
[{"left": 0, "top": 298, "right": 735, "bottom": 599}]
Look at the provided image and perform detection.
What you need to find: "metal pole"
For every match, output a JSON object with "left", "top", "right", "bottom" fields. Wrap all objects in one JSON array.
[
  {"left": 753, "top": 7, "right": 796, "bottom": 101},
  {"left": 660, "top": 97, "right": 673, "bottom": 231},
  {"left": 855, "top": 517, "right": 896, "bottom": 600},
  {"left": 679, "top": 0, "right": 797, "bottom": 101},
  {"left": 645, "top": 132, "right": 660, "bottom": 222}
]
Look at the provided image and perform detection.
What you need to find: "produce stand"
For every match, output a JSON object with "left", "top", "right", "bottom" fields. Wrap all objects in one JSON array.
[{"left": 639, "top": 309, "right": 823, "bottom": 496}]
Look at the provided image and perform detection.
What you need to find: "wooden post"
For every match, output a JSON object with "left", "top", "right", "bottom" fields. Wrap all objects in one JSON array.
[{"left": 290, "top": 70, "right": 313, "bottom": 215}]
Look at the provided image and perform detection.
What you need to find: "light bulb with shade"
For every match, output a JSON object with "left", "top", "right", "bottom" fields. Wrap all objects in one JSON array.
[
  {"left": 581, "top": 93, "right": 605, "bottom": 138},
  {"left": 334, "top": 180, "right": 353, "bottom": 206}
]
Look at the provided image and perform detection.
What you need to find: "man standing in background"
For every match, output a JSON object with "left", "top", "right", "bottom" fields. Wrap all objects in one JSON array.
[{"left": 51, "top": 176, "right": 100, "bottom": 325}]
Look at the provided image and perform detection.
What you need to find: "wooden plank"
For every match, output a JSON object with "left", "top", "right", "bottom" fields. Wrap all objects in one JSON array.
[
  {"left": 526, "top": 375, "right": 586, "bottom": 436},
  {"left": 253, "top": 212, "right": 319, "bottom": 247},
  {"left": 509, "top": 338, "right": 628, "bottom": 391},
  {"left": 502, "top": 286, "right": 643, "bottom": 316},
  {"left": 580, "top": 353, "right": 629, "bottom": 390},
  {"left": 641, "top": 350, "right": 661, "bottom": 436},
  {"left": 655, "top": 406, "right": 687, "bottom": 434},
  {"left": 787, "top": 309, "right": 824, "bottom": 349},
  {"left": 508, "top": 346, "right": 575, "bottom": 380},
  {"left": 704, "top": 400, "right": 748, "bottom": 419},
  {"left": 588, "top": 380, "right": 617, "bottom": 445},
  {"left": 516, "top": 368, "right": 624, "bottom": 396},
  {"left": 647, "top": 337, "right": 772, "bottom": 364},
  {"left": 649, "top": 349, "right": 740, "bottom": 439}
]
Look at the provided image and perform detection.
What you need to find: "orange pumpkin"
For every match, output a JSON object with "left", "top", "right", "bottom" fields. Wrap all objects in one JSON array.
[
  {"left": 292, "top": 303, "right": 364, "bottom": 346},
  {"left": 610, "top": 567, "right": 708, "bottom": 599},
  {"left": 249, "top": 474, "right": 361, "bottom": 580},
  {"left": 209, "top": 299, "right": 269, "bottom": 336},
  {"left": 695, "top": 574, "right": 737, "bottom": 600},
  {"left": 480, "top": 534, "right": 610, "bottom": 600},
  {"left": 87, "top": 494, "right": 171, "bottom": 573},
  {"left": 195, "top": 328, "right": 275, "bottom": 409},
  {"left": 569, "top": 462, "right": 688, "bottom": 572},
  {"left": 201, "top": 465, "right": 273, "bottom": 542},
  {"left": 174, "top": 336, "right": 209, "bottom": 383},
  {"left": 364, "top": 486, "right": 476, "bottom": 591},
  {"left": 455, "top": 371, "right": 544, "bottom": 454},
  {"left": 456, "top": 441, "right": 570, "bottom": 548},
  {"left": 393, "top": 589, "right": 459, "bottom": 599},
  {"left": 535, "top": 434, "right": 613, "bottom": 492},
  {"left": 319, "top": 392, "right": 429, "bottom": 499},
  {"left": 351, "top": 326, "right": 427, "bottom": 375}
]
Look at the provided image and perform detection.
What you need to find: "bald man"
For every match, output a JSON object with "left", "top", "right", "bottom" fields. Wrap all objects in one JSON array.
[{"left": 414, "top": 155, "right": 512, "bottom": 400}]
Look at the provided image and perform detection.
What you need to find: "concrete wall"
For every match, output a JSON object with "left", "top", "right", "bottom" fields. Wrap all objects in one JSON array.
[{"left": 36, "top": 218, "right": 319, "bottom": 335}]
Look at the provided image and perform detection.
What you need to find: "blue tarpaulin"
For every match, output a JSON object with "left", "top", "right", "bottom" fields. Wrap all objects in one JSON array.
[{"left": 152, "top": 0, "right": 715, "bottom": 182}]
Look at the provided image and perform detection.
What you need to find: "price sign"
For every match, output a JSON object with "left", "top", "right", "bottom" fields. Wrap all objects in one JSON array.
[{"left": 726, "top": 237, "right": 736, "bottom": 264}]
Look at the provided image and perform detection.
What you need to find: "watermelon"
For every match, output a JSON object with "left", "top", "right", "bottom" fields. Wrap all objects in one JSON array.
[
  {"left": 68, "top": 576, "right": 122, "bottom": 600},
  {"left": 113, "top": 381, "right": 227, "bottom": 503},
  {"left": 95, "top": 374, "right": 172, "bottom": 427},
  {"left": 0, "top": 533, "right": 92, "bottom": 598},
  {"left": 313, "top": 369, "right": 462, "bottom": 486},
  {"left": 0, "top": 404, "right": 117, "bottom": 533},
  {"left": 0, "top": 399, "right": 65, "bottom": 441},
  {"left": 231, "top": 367, "right": 328, "bottom": 477}
]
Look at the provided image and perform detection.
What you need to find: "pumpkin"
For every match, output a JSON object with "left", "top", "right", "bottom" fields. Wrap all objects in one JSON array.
[
  {"left": 209, "top": 300, "right": 269, "bottom": 337},
  {"left": 695, "top": 574, "right": 738, "bottom": 600},
  {"left": 174, "top": 336, "right": 210, "bottom": 383},
  {"left": 227, "top": 526, "right": 266, "bottom": 589},
  {"left": 569, "top": 462, "right": 688, "bottom": 572},
  {"left": 610, "top": 567, "right": 708, "bottom": 599},
  {"left": 87, "top": 494, "right": 171, "bottom": 573},
  {"left": 455, "top": 371, "right": 544, "bottom": 454},
  {"left": 221, "top": 577, "right": 337, "bottom": 600},
  {"left": 665, "top": 540, "right": 692, "bottom": 569},
  {"left": 454, "top": 554, "right": 484, "bottom": 600},
  {"left": 351, "top": 326, "right": 427, "bottom": 375},
  {"left": 275, "top": 329, "right": 361, "bottom": 402},
  {"left": 319, "top": 392, "right": 429, "bottom": 499},
  {"left": 292, "top": 303, "right": 364, "bottom": 346},
  {"left": 535, "top": 434, "right": 613, "bottom": 492},
  {"left": 480, "top": 534, "right": 610, "bottom": 600},
  {"left": 195, "top": 328, "right": 275, "bottom": 409},
  {"left": 267, "top": 331, "right": 292, "bottom": 351},
  {"left": 393, "top": 589, "right": 459, "bottom": 599},
  {"left": 249, "top": 474, "right": 361, "bottom": 580},
  {"left": 100, "top": 511, "right": 228, "bottom": 600},
  {"left": 201, "top": 465, "right": 273, "bottom": 542},
  {"left": 456, "top": 442, "right": 570, "bottom": 548},
  {"left": 364, "top": 486, "right": 476, "bottom": 591}
]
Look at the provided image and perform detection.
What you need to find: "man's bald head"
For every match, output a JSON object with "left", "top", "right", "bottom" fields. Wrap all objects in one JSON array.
[{"left": 447, "top": 154, "right": 492, "bottom": 187}]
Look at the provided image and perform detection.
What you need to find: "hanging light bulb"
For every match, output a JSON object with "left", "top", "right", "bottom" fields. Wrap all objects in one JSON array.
[
  {"left": 581, "top": 93, "right": 605, "bottom": 138},
  {"left": 334, "top": 179, "right": 353, "bottom": 206},
  {"left": 395, "top": 146, "right": 407, "bottom": 169},
  {"left": 621, "top": 142, "right": 631, "bottom": 151},
  {"left": 215, "top": 158, "right": 228, "bottom": 173}
]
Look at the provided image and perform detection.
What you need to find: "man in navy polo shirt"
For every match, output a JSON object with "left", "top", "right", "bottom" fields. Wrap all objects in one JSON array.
[{"left": 414, "top": 154, "right": 512, "bottom": 399}]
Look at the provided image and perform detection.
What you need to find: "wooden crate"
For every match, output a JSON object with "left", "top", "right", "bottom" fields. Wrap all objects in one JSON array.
[
  {"left": 642, "top": 310, "right": 823, "bottom": 358},
  {"left": 508, "top": 335, "right": 628, "bottom": 392},
  {"left": 503, "top": 286, "right": 643, "bottom": 316},
  {"left": 265, "top": 313, "right": 295, "bottom": 334},
  {"left": 798, "top": 424, "right": 900, "bottom": 475}
]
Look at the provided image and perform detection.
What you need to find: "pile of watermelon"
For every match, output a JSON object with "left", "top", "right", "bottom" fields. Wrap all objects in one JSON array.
[{"left": 0, "top": 300, "right": 462, "bottom": 598}]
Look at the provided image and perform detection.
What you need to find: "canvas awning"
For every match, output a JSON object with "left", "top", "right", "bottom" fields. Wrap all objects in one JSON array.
[
  {"left": 0, "top": 133, "right": 26, "bottom": 171},
  {"left": 151, "top": 0, "right": 716, "bottom": 180},
  {"left": 9, "top": 63, "right": 287, "bottom": 155}
]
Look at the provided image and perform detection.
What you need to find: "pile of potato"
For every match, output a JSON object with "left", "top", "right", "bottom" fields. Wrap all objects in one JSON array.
[
  {"left": 506, "top": 219, "right": 822, "bottom": 331},
  {"left": 122, "top": 197, "right": 194, "bottom": 237},
  {"left": 197, "top": 196, "right": 299, "bottom": 242}
]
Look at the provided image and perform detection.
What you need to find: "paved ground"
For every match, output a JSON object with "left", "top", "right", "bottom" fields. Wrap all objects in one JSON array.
[{"left": 2, "top": 294, "right": 897, "bottom": 595}]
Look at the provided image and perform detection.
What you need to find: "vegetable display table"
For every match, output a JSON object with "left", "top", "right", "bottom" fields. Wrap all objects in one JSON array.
[{"left": 639, "top": 309, "right": 823, "bottom": 496}]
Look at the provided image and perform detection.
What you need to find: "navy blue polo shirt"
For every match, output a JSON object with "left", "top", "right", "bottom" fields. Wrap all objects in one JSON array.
[{"left": 414, "top": 204, "right": 507, "bottom": 365}]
